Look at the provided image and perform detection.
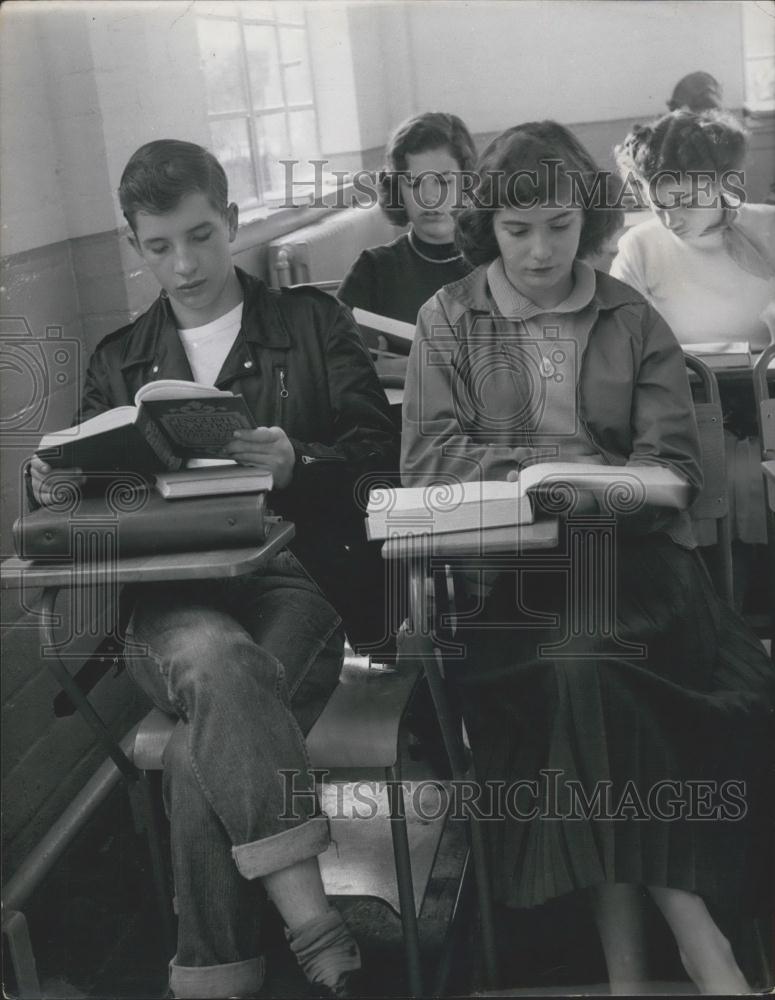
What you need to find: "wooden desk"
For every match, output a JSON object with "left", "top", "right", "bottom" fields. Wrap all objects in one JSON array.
[
  {"left": 0, "top": 521, "right": 295, "bottom": 589},
  {"left": 763, "top": 460, "right": 775, "bottom": 508},
  {"left": 381, "top": 518, "right": 558, "bottom": 560}
]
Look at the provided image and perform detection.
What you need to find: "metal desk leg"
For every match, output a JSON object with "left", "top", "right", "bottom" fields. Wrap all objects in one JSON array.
[
  {"left": 386, "top": 764, "right": 423, "bottom": 997},
  {"left": 39, "top": 588, "right": 138, "bottom": 781},
  {"left": 406, "top": 560, "right": 500, "bottom": 991},
  {"left": 2, "top": 909, "right": 41, "bottom": 998}
]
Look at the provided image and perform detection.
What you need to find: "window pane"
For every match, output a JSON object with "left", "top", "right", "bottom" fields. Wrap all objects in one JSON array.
[
  {"left": 197, "top": 18, "right": 247, "bottom": 113},
  {"left": 288, "top": 109, "right": 320, "bottom": 166},
  {"left": 274, "top": 1, "right": 306, "bottom": 25},
  {"left": 245, "top": 25, "right": 284, "bottom": 108},
  {"left": 197, "top": 3, "right": 238, "bottom": 16},
  {"left": 240, "top": 1, "right": 275, "bottom": 20},
  {"left": 746, "top": 57, "right": 775, "bottom": 107},
  {"left": 280, "top": 27, "right": 313, "bottom": 105},
  {"left": 255, "top": 112, "right": 291, "bottom": 196},
  {"left": 209, "top": 117, "right": 258, "bottom": 206}
]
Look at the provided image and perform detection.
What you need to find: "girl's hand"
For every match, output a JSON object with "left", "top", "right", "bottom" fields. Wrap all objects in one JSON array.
[
  {"left": 223, "top": 426, "right": 296, "bottom": 489},
  {"left": 507, "top": 469, "right": 600, "bottom": 515}
]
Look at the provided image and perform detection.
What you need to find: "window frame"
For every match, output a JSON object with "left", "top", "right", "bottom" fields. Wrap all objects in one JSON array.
[{"left": 196, "top": 3, "right": 323, "bottom": 210}]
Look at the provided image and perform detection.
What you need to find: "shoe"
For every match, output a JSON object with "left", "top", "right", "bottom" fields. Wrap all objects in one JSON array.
[{"left": 306, "top": 967, "right": 365, "bottom": 999}]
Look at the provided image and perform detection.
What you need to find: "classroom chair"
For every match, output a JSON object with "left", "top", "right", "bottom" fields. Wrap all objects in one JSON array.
[
  {"left": 753, "top": 343, "right": 775, "bottom": 662},
  {"left": 1, "top": 514, "right": 466, "bottom": 997},
  {"left": 377, "top": 356, "right": 740, "bottom": 991}
]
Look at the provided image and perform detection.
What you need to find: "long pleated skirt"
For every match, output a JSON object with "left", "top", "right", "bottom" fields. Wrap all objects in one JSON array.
[{"left": 450, "top": 533, "right": 774, "bottom": 914}]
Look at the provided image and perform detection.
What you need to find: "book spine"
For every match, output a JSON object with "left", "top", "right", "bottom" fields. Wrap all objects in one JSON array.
[{"left": 136, "top": 408, "right": 184, "bottom": 471}]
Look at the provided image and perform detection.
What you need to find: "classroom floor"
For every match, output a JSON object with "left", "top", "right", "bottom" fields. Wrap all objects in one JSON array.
[{"left": 6, "top": 739, "right": 772, "bottom": 1000}]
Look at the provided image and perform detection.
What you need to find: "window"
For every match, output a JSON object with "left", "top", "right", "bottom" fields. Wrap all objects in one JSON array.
[
  {"left": 196, "top": 1, "right": 322, "bottom": 209},
  {"left": 742, "top": 2, "right": 775, "bottom": 114}
]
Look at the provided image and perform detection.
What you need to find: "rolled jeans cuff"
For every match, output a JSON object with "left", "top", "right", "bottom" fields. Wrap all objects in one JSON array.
[
  {"left": 170, "top": 954, "right": 265, "bottom": 998},
  {"left": 232, "top": 813, "right": 330, "bottom": 879}
]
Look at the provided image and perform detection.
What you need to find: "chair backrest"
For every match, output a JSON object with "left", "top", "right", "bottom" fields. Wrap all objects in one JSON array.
[
  {"left": 685, "top": 354, "right": 734, "bottom": 606},
  {"left": 267, "top": 204, "right": 405, "bottom": 287},
  {"left": 753, "top": 343, "right": 775, "bottom": 460}
]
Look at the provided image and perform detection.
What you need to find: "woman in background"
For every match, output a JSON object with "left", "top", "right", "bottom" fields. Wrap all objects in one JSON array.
[
  {"left": 401, "top": 120, "right": 773, "bottom": 994},
  {"left": 611, "top": 109, "right": 774, "bottom": 352},
  {"left": 338, "top": 111, "right": 476, "bottom": 324},
  {"left": 667, "top": 71, "right": 723, "bottom": 112},
  {"left": 611, "top": 109, "right": 775, "bottom": 567}
]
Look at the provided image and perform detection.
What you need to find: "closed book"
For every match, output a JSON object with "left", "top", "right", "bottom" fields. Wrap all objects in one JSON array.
[
  {"left": 36, "top": 379, "right": 257, "bottom": 475},
  {"left": 366, "top": 463, "right": 690, "bottom": 540},
  {"left": 14, "top": 491, "right": 268, "bottom": 560},
  {"left": 155, "top": 464, "right": 273, "bottom": 499},
  {"left": 366, "top": 481, "right": 534, "bottom": 540}
]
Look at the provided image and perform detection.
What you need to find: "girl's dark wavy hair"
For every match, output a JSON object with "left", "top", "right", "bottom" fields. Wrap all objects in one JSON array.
[
  {"left": 455, "top": 121, "right": 623, "bottom": 266},
  {"left": 614, "top": 109, "right": 747, "bottom": 187},
  {"left": 378, "top": 112, "right": 477, "bottom": 226},
  {"left": 119, "top": 140, "right": 229, "bottom": 233}
]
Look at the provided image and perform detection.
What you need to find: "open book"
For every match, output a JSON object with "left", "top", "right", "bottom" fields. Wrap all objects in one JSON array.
[
  {"left": 37, "top": 380, "right": 257, "bottom": 474},
  {"left": 352, "top": 308, "right": 415, "bottom": 352},
  {"left": 366, "top": 462, "right": 690, "bottom": 540}
]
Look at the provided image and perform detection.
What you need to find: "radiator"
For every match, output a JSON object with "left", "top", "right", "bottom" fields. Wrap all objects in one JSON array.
[{"left": 268, "top": 203, "right": 404, "bottom": 288}]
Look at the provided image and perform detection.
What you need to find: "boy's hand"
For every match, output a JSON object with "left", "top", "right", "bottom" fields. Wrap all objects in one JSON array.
[
  {"left": 28, "top": 455, "right": 86, "bottom": 505},
  {"left": 224, "top": 426, "right": 296, "bottom": 489}
]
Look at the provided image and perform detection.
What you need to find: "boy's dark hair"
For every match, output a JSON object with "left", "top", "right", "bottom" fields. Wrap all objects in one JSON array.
[
  {"left": 667, "top": 71, "right": 723, "bottom": 112},
  {"left": 119, "top": 140, "right": 229, "bottom": 232},
  {"left": 378, "top": 111, "right": 477, "bottom": 226},
  {"left": 456, "top": 120, "right": 623, "bottom": 266},
  {"left": 614, "top": 109, "right": 747, "bottom": 187}
]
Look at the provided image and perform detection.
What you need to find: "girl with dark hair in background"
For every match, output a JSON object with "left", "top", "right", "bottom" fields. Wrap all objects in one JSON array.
[
  {"left": 402, "top": 120, "right": 773, "bottom": 994},
  {"left": 338, "top": 111, "right": 477, "bottom": 324}
]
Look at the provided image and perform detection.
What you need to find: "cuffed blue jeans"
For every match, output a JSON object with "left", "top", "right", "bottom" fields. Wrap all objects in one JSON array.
[{"left": 124, "top": 548, "right": 343, "bottom": 998}]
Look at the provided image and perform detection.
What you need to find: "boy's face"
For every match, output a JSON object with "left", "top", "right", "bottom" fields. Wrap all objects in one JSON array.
[{"left": 130, "top": 191, "right": 240, "bottom": 327}]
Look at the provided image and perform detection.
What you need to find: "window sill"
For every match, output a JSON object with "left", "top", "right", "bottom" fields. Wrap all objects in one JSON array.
[
  {"left": 232, "top": 183, "right": 357, "bottom": 255},
  {"left": 743, "top": 104, "right": 775, "bottom": 123}
]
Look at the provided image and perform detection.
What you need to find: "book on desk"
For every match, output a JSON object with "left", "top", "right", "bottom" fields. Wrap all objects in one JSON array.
[
  {"left": 366, "top": 462, "right": 691, "bottom": 540},
  {"left": 37, "top": 379, "right": 258, "bottom": 475},
  {"left": 24, "top": 382, "right": 276, "bottom": 559}
]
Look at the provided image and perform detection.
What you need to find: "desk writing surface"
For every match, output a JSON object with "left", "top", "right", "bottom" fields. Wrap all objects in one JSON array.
[
  {"left": 763, "top": 460, "right": 775, "bottom": 483},
  {"left": 381, "top": 518, "right": 559, "bottom": 560},
  {"left": 0, "top": 521, "right": 295, "bottom": 589}
]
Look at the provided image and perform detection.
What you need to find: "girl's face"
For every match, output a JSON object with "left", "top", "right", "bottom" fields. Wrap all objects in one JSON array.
[
  {"left": 399, "top": 146, "right": 461, "bottom": 244},
  {"left": 645, "top": 173, "right": 725, "bottom": 240},
  {"left": 493, "top": 203, "right": 583, "bottom": 308}
]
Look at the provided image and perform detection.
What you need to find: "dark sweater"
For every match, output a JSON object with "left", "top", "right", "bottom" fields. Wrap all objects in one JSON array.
[{"left": 338, "top": 231, "right": 471, "bottom": 327}]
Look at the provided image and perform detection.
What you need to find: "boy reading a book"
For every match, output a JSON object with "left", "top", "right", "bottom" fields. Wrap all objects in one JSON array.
[{"left": 29, "top": 139, "right": 399, "bottom": 999}]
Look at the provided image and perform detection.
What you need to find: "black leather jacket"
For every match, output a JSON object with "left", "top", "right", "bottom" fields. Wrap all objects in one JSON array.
[{"left": 79, "top": 268, "right": 400, "bottom": 629}]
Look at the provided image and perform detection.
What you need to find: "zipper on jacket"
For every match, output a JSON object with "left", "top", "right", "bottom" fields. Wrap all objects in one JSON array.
[{"left": 274, "top": 364, "right": 289, "bottom": 422}]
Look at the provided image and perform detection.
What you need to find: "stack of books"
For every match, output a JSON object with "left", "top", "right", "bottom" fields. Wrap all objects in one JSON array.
[{"left": 19, "top": 381, "right": 275, "bottom": 560}]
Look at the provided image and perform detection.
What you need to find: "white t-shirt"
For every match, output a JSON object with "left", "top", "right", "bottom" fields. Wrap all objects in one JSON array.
[
  {"left": 609, "top": 204, "right": 775, "bottom": 349},
  {"left": 177, "top": 301, "right": 244, "bottom": 386}
]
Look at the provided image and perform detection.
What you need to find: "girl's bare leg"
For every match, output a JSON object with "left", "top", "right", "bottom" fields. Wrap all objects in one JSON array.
[
  {"left": 591, "top": 882, "right": 650, "bottom": 994},
  {"left": 648, "top": 884, "right": 749, "bottom": 995}
]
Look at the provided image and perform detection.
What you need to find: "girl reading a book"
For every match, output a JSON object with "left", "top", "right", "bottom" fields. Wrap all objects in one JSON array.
[
  {"left": 338, "top": 111, "right": 476, "bottom": 326},
  {"left": 611, "top": 110, "right": 775, "bottom": 572},
  {"left": 401, "top": 120, "right": 774, "bottom": 993}
]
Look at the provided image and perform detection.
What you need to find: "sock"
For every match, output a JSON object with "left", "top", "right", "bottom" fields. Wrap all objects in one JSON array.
[{"left": 286, "top": 907, "right": 361, "bottom": 989}]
